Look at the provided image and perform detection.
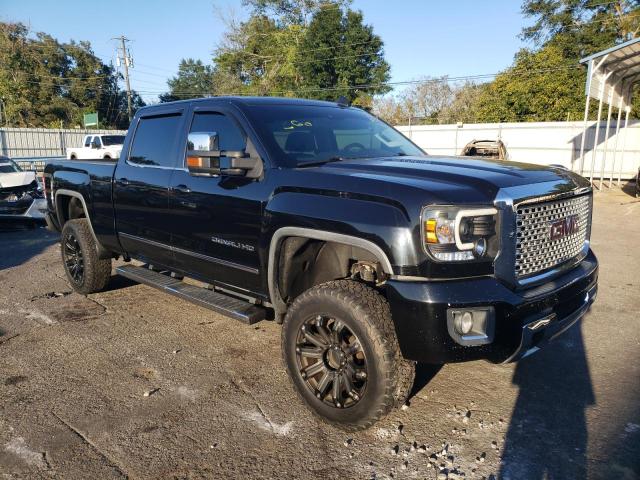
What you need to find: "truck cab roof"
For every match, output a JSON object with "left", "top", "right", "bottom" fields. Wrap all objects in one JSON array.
[{"left": 137, "top": 96, "right": 346, "bottom": 113}]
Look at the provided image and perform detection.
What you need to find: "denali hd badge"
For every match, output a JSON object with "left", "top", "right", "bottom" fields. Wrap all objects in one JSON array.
[
  {"left": 211, "top": 236, "right": 255, "bottom": 252},
  {"left": 549, "top": 214, "right": 579, "bottom": 241}
]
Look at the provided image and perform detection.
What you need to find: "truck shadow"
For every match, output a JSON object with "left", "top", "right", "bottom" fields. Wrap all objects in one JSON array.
[
  {"left": 499, "top": 322, "right": 594, "bottom": 479},
  {"left": 408, "top": 362, "right": 442, "bottom": 400},
  {"left": 101, "top": 274, "right": 138, "bottom": 292},
  {"left": 0, "top": 226, "right": 59, "bottom": 270}
]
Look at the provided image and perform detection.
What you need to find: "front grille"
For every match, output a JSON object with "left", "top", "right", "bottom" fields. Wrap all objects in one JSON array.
[{"left": 515, "top": 194, "right": 591, "bottom": 278}]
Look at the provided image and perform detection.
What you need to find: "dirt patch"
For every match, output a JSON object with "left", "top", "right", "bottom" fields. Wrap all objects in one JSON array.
[
  {"left": 4, "top": 375, "right": 28, "bottom": 386},
  {"left": 48, "top": 304, "right": 105, "bottom": 322},
  {"left": 133, "top": 367, "right": 159, "bottom": 381},
  {"left": 29, "top": 291, "right": 72, "bottom": 301}
]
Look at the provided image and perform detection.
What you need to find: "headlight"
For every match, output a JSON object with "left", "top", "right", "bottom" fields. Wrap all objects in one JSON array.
[{"left": 421, "top": 206, "right": 499, "bottom": 262}]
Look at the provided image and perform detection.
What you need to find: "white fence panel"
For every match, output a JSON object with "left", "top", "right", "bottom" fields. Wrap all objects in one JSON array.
[
  {"left": 0, "top": 127, "right": 127, "bottom": 159},
  {"left": 396, "top": 121, "right": 640, "bottom": 180}
]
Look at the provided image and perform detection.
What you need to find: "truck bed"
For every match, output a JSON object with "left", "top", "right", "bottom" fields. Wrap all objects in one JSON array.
[{"left": 44, "top": 158, "right": 118, "bottom": 242}]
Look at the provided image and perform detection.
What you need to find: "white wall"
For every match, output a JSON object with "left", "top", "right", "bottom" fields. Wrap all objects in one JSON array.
[{"left": 396, "top": 121, "right": 640, "bottom": 180}]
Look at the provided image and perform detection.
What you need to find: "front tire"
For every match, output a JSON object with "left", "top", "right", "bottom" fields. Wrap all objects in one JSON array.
[
  {"left": 61, "top": 219, "right": 111, "bottom": 294},
  {"left": 282, "top": 280, "right": 415, "bottom": 431}
]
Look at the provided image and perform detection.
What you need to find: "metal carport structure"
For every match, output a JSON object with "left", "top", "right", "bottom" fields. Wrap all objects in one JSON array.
[{"left": 577, "top": 37, "right": 640, "bottom": 189}]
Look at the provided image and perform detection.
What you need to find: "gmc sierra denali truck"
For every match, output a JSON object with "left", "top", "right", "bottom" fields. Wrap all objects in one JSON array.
[{"left": 44, "top": 97, "right": 598, "bottom": 430}]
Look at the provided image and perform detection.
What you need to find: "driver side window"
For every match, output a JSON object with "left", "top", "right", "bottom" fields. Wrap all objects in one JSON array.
[
  {"left": 189, "top": 112, "right": 246, "bottom": 151},
  {"left": 84, "top": 136, "right": 92, "bottom": 147}
]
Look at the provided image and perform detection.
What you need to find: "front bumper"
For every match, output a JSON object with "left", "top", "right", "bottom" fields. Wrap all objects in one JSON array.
[
  {"left": 385, "top": 249, "right": 598, "bottom": 363},
  {"left": 0, "top": 197, "right": 47, "bottom": 221}
]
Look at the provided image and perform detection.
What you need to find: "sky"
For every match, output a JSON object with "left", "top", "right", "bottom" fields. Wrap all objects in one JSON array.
[{"left": 0, "top": 0, "right": 529, "bottom": 103}]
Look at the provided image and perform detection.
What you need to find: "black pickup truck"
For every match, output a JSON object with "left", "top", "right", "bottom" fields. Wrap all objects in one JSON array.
[{"left": 44, "top": 97, "right": 598, "bottom": 430}]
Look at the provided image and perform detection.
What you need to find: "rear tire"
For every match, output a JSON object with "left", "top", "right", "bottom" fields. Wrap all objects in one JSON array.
[
  {"left": 69, "top": 154, "right": 76, "bottom": 160},
  {"left": 282, "top": 280, "right": 415, "bottom": 431},
  {"left": 61, "top": 219, "right": 111, "bottom": 294}
]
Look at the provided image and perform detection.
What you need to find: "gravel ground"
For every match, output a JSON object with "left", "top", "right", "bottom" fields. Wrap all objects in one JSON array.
[{"left": 0, "top": 187, "right": 639, "bottom": 480}]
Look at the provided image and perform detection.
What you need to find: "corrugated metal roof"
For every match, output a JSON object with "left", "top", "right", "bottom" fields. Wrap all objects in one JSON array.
[{"left": 580, "top": 37, "right": 640, "bottom": 108}]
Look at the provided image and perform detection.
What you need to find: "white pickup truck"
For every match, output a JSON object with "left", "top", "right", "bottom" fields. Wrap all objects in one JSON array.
[{"left": 67, "top": 134, "right": 126, "bottom": 160}]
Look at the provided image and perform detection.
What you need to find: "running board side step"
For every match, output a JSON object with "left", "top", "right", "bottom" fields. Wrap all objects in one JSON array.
[{"left": 115, "top": 264, "right": 266, "bottom": 325}]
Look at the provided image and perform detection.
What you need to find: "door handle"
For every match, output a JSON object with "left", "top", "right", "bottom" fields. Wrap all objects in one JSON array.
[
  {"left": 118, "top": 178, "right": 130, "bottom": 186},
  {"left": 172, "top": 184, "right": 191, "bottom": 194}
]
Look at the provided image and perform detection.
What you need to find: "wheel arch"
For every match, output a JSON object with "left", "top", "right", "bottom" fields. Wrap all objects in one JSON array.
[
  {"left": 267, "top": 227, "right": 394, "bottom": 317},
  {"left": 55, "top": 189, "right": 111, "bottom": 259}
]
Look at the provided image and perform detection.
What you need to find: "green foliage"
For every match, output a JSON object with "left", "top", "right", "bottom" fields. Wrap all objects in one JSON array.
[
  {"left": 0, "top": 22, "right": 143, "bottom": 128},
  {"left": 242, "top": 0, "right": 351, "bottom": 25},
  {"left": 521, "top": 0, "right": 639, "bottom": 50},
  {"left": 458, "top": 0, "right": 639, "bottom": 123},
  {"left": 211, "top": 15, "right": 301, "bottom": 96},
  {"left": 162, "top": 1, "right": 388, "bottom": 104},
  {"left": 472, "top": 44, "right": 586, "bottom": 122},
  {"left": 374, "top": 1, "right": 639, "bottom": 125},
  {"left": 295, "top": 8, "right": 390, "bottom": 104},
  {"left": 159, "top": 59, "right": 215, "bottom": 102}
]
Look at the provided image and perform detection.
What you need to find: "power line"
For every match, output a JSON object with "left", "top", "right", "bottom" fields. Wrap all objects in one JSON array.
[{"left": 133, "top": 64, "right": 582, "bottom": 98}]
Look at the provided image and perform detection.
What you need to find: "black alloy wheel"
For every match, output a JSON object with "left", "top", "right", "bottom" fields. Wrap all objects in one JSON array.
[
  {"left": 60, "top": 218, "right": 112, "bottom": 294},
  {"left": 295, "top": 314, "right": 368, "bottom": 409},
  {"left": 282, "top": 280, "right": 415, "bottom": 430},
  {"left": 63, "top": 231, "right": 84, "bottom": 284}
]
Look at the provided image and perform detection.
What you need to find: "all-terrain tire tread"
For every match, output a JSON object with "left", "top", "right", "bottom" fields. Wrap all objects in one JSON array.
[
  {"left": 62, "top": 219, "right": 111, "bottom": 294},
  {"left": 282, "top": 280, "right": 415, "bottom": 431}
]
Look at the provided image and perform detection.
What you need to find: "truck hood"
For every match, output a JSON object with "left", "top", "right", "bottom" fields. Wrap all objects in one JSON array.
[
  {"left": 0, "top": 171, "right": 37, "bottom": 189},
  {"left": 310, "top": 155, "right": 587, "bottom": 203}
]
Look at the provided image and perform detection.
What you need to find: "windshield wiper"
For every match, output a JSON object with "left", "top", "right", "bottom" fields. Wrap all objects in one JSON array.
[{"left": 296, "top": 157, "right": 344, "bottom": 168}]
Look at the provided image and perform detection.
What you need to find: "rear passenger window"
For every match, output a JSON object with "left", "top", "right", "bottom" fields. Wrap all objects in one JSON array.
[
  {"left": 190, "top": 112, "right": 245, "bottom": 151},
  {"left": 129, "top": 114, "right": 182, "bottom": 167}
]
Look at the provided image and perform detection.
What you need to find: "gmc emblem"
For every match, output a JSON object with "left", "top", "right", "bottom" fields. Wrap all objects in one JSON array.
[{"left": 549, "top": 214, "right": 579, "bottom": 241}]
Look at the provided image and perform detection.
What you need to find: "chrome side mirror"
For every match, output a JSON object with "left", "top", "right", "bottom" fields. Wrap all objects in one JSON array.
[
  {"left": 186, "top": 131, "right": 257, "bottom": 177},
  {"left": 187, "top": 132, "right": 222, "bottom": 176},
  {"left": 187, "top": 132, "right": 219, "bottom": 153}
]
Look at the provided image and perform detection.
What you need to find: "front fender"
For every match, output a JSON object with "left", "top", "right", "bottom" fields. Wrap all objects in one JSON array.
[
  {"left": 264, "top": 191, "right": 418, "bottom": 268},
  {"left": 263, "top": 190, "right": 419, "bottom": 315}
]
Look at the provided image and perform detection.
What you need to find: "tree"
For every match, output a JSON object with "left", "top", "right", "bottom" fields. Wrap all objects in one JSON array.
[
  {"left": 438, "top": 82, "right": 487, "bottom": 124},
  {"left": 522, "top": 0, "right": 639, "bottom": 51},
  {"left": 0, "top": 22, "right": 142, "bottom": 128},
  {"left": 398, "top": 77, "right": 454, "bottom": 124},
  {"left": 467, "top": 0, "right": 640, "bottom": 123},
  {"left": 160, "top": 59, "right": 215, "bottom": 102},
  {"left": 371, "top": 95, "right": 404, "bottom": 125},
  {"left": 471, "top": 44, "right": 586, "bottom": 122},
  {"left": 166, "top": 1, "right": 390, "bottom": 103},
  {"left": 211, "top": 14, "right": 301, "bottom": 96},
  {"left": 242, "top": 0, "right": 351, "bottom": 25},
  {"left": 296, "top": 5, "right": 390, "bottom": 104}
]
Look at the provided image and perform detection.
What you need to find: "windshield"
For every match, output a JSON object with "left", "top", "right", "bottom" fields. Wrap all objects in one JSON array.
[
  {"left": 245, "top": 104, "right": 424, "bottom": 167},
  {"left": 101, "top": 135, "right": 125, "bottom": 146},
  {"left": 0, "top": 158, "right": 21, "bottom": 173}
]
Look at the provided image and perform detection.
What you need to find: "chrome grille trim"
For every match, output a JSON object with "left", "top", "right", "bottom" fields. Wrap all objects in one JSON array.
[{"left": 515, "top": 194, "right": 591, "bottom": 278}]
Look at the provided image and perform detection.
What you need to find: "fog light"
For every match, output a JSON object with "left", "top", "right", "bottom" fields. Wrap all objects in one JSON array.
[
  {"left": 455, "top": 311, "right": 474, "bottom": 334},
  {"left": 447, "top": 307, "right": 495, "bottom": 346}
]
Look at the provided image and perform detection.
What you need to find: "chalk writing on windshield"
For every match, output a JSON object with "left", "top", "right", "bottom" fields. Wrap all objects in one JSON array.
[{"left": 283, "top": 120, "right": 313, "bottom": 130}]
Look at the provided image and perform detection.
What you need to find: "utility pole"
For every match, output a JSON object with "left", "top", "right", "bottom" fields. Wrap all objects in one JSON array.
[{"left": 114, "top": 36, "right": 133, "bottom": 122}]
